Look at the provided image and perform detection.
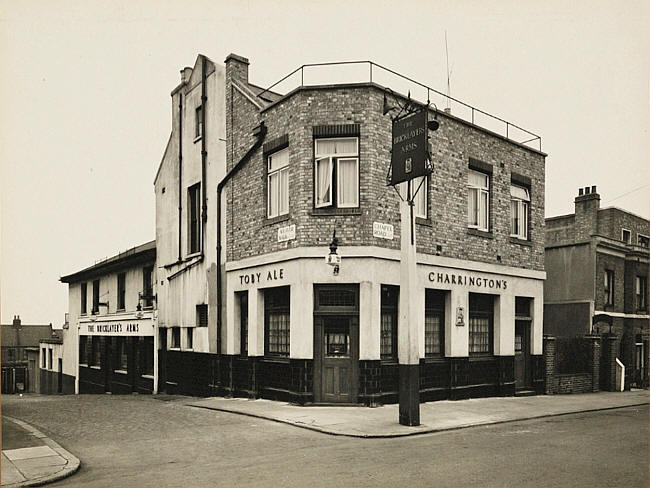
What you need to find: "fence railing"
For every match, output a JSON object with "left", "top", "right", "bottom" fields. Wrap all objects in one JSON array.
[{"left": 258, "top": 61, "right": 542, "bottom": 152}]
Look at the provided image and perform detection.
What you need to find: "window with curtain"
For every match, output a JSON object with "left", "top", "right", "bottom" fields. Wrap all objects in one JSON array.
[
  {"left": 469, "top": 293, "right": 493, "bottom": 355},
  {"left": 314, "top": 137, "right": 359, "bottom": 208},
  {"left": 265, "top": 286, "right": 290, "bottom": 357},
  {"left": 425, "top": 289, "right": 445, "bottom": 356},
  {"left": 397, "top": 176, "right": 427, "bottom": 218},
  {"left": 116, "top": 337, "right": 128, "bottom": 371},
  {"left": 636, "top": 276, "right": 648, "bottom": 311},
  {"left": 468, "top": 169, "right": 489, "bottom": 231},
  {"left": 380, "top": 285, "right": 398, "bottom": 361},
  {"left": 510, "top": 184, "right": 530, "bottom": 239},
  {"left": 267, "top": 148, "right": 289, "bottom": 218}
]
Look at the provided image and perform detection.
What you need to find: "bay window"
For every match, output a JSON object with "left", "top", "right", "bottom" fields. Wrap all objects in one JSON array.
[
  {"left": 314, "top": 137, "right": 359, "bottom": 208},
  {"left": 468, "top": 169, "right": 489, "bottom": 231},
  {"left": 510, "top": 184, "right": 530, "bottom": 239},
  {"left": 267, "top": 148, "right": 289, "bottom": 218}
]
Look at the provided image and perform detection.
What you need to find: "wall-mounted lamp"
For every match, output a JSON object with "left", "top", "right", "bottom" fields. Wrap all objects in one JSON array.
[{"left": 325, "top": 230, "right": 341, "bottom": 275}]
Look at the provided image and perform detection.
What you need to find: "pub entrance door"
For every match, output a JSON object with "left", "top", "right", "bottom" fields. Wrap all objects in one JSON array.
[
  {"left": 514, "top": 320, "right": 532, "bottom": 390},
  {"left": 313, "top": 285, "right": 359, "bottom": 404}
]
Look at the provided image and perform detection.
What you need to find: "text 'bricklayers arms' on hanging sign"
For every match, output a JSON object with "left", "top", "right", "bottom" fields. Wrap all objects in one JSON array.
[
  {"left": 373, "top": 222, "right": 394, "bottom": 240},
  {"left": 277, "top": 224, "right": 296, "bottom": 242},
  {"left": 390, "top": 110, "right": 428, "bottom": 186}
]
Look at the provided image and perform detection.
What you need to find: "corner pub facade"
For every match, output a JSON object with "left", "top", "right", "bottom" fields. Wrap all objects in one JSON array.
[{"left": 152, "top": 53, "right": 546, "bottom": 405}]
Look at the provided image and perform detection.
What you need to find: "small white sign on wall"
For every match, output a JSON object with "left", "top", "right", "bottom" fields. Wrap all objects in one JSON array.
[
  {"left": 278, "top": 224, "right": 296, "bottom": 242},
  {"left": 373, "top": 222, "right": 394, "bottom": 240}
]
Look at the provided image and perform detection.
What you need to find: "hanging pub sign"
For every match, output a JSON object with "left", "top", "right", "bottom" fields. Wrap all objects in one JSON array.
[{"left": 389, "top": 110, "right": 429, "bottom": 186}]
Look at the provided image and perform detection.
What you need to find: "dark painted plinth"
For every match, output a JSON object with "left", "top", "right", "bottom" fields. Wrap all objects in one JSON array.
[{"left": 398, "top": 364, "right": 420, "bottom": 426}]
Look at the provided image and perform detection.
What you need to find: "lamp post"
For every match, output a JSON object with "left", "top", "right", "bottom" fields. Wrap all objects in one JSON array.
[
  {"left": 326, "top": 230, "right": 340, "bottom": 275},
  {"left": 383, "top": 88, "right": 439, "bottom": 426}
]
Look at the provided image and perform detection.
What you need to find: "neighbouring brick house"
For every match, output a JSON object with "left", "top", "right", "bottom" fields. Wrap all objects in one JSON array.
[
  {"left": 155, "top": 53, "right": 546, "bottom": 404},
  {"left": 1, "top": 316, "right": 60, "bottom": 394},
  {"left": 545, "top": 186, "right": 649, "bottom": 388}
]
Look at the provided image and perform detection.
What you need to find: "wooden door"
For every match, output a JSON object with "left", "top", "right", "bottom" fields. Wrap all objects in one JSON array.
[
  {"left": 514, "top": 320, "right": 531, "bottom": 389},
  {"left": 315, "top": 316, "right": 359, "bottom": 403}
]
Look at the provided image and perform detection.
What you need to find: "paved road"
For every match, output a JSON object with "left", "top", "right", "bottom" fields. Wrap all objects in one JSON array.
[{"left": 3, "top": 394, "right": 647, "bottom": 488}]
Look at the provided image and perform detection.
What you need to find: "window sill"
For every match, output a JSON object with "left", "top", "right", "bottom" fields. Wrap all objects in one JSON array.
[
  {"left": 262, "top": 356, "right": 290, "bottom": 363},
  {"left": 193, "top": 135, "right": 202, "bottom": 144},
  {"left": 90, "top": 365, "right": 101, "bottom": 370},
  {"left": 79, "top": 363, "right": 88, "bottom": 367},
  {"left": 380, "top": 358, "right": 398, "bottom": 365},
  {"left": 469, "top": 355, "right": 494, "bottom": 360},
  {"left": 423, "top": 356, "right": 445, "bottom": 362},
  {"left": 264, "top": 214, "right": 290, "bottom": 227},
  {"left": 141, "top": 374, "right": 154, "bottom": 380},
  {"left": 169, "top": 347, "right": 181, "bottom": 351},
  {"left": 509, "top": 237, "right": 532, "bottom": 247},
  {"left": 185, "top": 251, "right": 202, "bottom": 261},
  {"left": 117, "top": 308, "right": 126, "bottom": 312},
  {"left": 467, "top": 228, "right": 493, "bottom": 239},
  {"left": 114, "top": 369, "right": 128, "bottom": 375},
  {"left": 415, "top": 217, "right": 432, "bottom": 227},
  {"left": 311, "top": 207, "right": 361, "bottom": 216}
]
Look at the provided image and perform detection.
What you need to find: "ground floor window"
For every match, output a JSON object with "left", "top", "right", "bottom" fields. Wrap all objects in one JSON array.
[
  {"left": 186, "top": 328, "right": 193, "bottom": 350},
  {"left": 380, "top": 285, "right": 399, "bottom": 361},
  {"left": 264, "top": 286, "right": 290, "bottom": 357},
  {"left": 139, "top": 337, "right": 154, "bottom": 376},
  {"left": 116, "top": 337, "right": 128, "bottom": 371},
  {"left": 425, "top": 290, "right": 445, "bottom": 357},
  {"left": 469, "top": 293, "right": 494, "bottom": 355},
  {"left": 41, "top": 348, "right": 46, "bottom": 368},
  {"left": 91, "top": 336, "right": 102, "bottom": 366},
  {"left": 237, "top": 291, "right": 248, "bottom": 356},
  {"left": 79, "top": 337, "right": 89, "bottom": 364}
]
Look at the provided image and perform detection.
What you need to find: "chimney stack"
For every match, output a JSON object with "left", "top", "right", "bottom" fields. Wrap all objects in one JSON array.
[
  {"left": 574, "top": 185, "right": 601, "bottom": 240},
  {"left": 12, "top": 315, "right": 21, "bottom": 328},
  {"left": 180, "top": 67, "right": 193, "bottom": 84},
  {"left": 225, "top": 53, "right": 249, "bottom": 84}
]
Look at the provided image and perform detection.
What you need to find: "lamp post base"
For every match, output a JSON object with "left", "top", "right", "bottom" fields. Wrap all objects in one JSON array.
[{"left": 398, "top": 364, "right": 420, "bottom": 426}]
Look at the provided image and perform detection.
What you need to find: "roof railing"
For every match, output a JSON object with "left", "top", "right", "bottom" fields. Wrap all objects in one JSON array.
[{"left": 257, "top": 60, "right": 542, "bottom": 152}]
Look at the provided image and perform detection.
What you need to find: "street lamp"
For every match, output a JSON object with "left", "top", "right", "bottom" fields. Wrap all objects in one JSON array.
[{"left": 326, "top": 230, "right": 340, "bottom": 275}]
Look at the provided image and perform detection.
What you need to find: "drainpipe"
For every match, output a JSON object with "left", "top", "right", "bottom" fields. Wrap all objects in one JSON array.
[
  {"left": 216, "top": 121, "right": 267, "bottom": 359},
  {"left": 201, "top": 55, "right": 208, "bottom": 252},
  {"left": 177, "top": 92, "right": 183, "bottom": 263}
]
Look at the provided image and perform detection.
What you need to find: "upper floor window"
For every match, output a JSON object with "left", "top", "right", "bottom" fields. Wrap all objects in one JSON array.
[
  {"left": 196, "top": 304, "right": 208, "bottom": 327},
  {"left": 638, "top": 234, "right": 649, "bottom": 248},
  {"left": 622, "top": 229, "right": 631, "bottom": 244},
  {"left": 267, "top": 147, "right": 289, "bottom": 218},
  {"left": 468, "top": 169, "right": 490, "bottom": 231},
  {"left": 92, "top": 279, "right": 100, "bottom": 314},
  {"left": 195, "top": 105, "right": 203, "bottom": 139},
  {"left": 142, "top": 266, "right": 154, "bottom": 308},
  {"left": 80, "top": 282, "right": 87, "bottom": 315},
  {"left": 117, "top": 273, "right": 126, "bottom": 310},
  {"left": 314, "top": 138, "right": 359, "bottom": 209},
  {"left": 604, "top": 270, "right": 615, "bottom": 306},
  {"left": 636, "top": 276, "right": 648, "bottom": 312},
  {"left": 510, "top": 185, "right": 530, "bottom": 240},
  {"left": 188, "top": 183, "right": 201, "bottom": 254}
]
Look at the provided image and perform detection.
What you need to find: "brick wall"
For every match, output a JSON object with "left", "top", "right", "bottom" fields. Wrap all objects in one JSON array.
[
  {"left": 544, "top": 334, "right": 600, "bottom": 394},
  {"left": 595, "top": 252, "right": 626, "bottom": 311},
  {"left": 226, "top": 81, "right": 545, "bottom": 269},
  {"left": 598, "top": 207, "right": 649, "bottom": 243}
]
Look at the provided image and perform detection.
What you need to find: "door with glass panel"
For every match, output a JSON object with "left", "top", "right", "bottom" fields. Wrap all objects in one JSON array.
[
  {"left": 514, "top": 321, "right": 531, "bottom": 389},
  {"left": 313, "top": 285, "right": 359, "bottom": 404}
]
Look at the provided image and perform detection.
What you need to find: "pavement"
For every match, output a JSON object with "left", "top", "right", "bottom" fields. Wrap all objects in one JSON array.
[
  {"left": 187, "top": 389, "right": 649, "bottom": 438},
  {"left": 1, "top": 415, "right": 80, "bottom": 488}
]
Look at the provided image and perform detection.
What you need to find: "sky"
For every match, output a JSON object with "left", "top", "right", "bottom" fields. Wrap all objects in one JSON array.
[{"left": 1, "top": 0, "right": 648, "bottom": 326}]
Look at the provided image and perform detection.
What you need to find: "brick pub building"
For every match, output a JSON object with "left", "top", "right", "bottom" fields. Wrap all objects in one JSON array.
[
  {"left": 155, "top": 53, "right": 546, "bottom": 404},
  {"left": 545, "top": 187, "right": 649, "bottom": 388}
]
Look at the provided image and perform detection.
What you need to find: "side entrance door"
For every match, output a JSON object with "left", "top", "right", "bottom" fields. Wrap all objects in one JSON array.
[
  {"left": 514, "top": 320, "right": 531, "bottom": 389},
  {"left": 313, "top": 285, "right": 359, "bottom": 404}
]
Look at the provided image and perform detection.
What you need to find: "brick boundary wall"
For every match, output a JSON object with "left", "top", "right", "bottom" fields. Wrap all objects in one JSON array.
[{"left": 544, "top": 334, "right": 601, "bottom": 395}]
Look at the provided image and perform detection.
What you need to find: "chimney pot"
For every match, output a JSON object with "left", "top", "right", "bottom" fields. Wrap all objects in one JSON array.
[
  {"left": 579, "top": 188, "right": 584, "bottom": 196},
  {"left": 591, "top": 185, "right": 597, "bottom": 194},
  {"left": 584, "top": 186, "right": 590, "bottom": 194}
]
